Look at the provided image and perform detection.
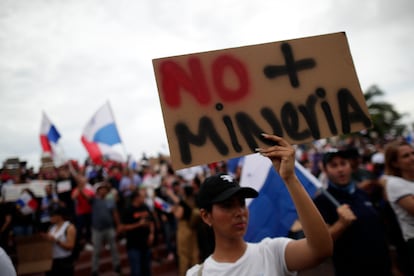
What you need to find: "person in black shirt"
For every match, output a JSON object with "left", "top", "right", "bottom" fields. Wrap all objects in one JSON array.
[
  {"left": 119, "top": 190, "right": 155, "bottom": 276},
  {"left": 0, "top": 201, "right": 13, "bottom": 253},
  {"left": 313, "top": 149, "right": 392, "bottom": 276}
]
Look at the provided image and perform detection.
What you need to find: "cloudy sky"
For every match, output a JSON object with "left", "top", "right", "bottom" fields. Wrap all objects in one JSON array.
[{"left": 1, "top": 0, "right": 413, "bottom": 170}]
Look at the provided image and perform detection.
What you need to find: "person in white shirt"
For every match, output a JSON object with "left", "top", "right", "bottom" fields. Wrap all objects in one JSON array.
[
  {"left": 43, "top": 207, "right": 76, "bottom": 276},
  {"left": 186, "top": 134, "right": 333, "bottom": 276},
  {"left": 0, "top": 246, "right": 16, "bottom": 276},
  {"left": 383, "top": 140, "right": 414, "bottom": 275}
]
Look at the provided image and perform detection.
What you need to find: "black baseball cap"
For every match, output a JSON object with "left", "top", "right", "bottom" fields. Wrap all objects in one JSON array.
[
  {"left": 50, "top": 206, "right": 69, "bottom": 217},
  {"left": 322, "top": 148, "right": 349, "bottom": 166},
  {"left": 197, "top": 173, "right": 258, "bottom": 209}
]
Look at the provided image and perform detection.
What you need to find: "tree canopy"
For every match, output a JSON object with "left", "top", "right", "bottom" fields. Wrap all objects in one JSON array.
[{"left": 363, "top": 85, "right": 406, "bottom": 139}]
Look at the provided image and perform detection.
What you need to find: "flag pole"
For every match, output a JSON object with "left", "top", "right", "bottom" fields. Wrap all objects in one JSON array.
[
  {"left": 294, "top": 161, "right": 341, "bottom": 208},
  {"left": 318, "top": 187, "right": 341, "bottom": 207}
]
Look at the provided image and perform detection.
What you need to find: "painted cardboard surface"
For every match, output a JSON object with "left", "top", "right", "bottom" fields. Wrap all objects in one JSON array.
[{"left": 152, "top": 32, "right": 372, "bottom": 170}]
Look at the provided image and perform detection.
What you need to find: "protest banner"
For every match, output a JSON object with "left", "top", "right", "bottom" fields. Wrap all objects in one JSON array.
[
  {"left": 153, "top": 32, "right": 372, "bottom": 169},
  {"left": 56, "top": 180, "right": 72, "bottom": 193},
  {"left": 1, "top": 180, "right": 53, "bottom": 202}
]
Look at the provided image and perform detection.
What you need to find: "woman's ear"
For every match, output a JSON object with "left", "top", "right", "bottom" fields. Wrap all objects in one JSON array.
[{"left": 200, "top": 208, "right": 212, "bottom": 227}]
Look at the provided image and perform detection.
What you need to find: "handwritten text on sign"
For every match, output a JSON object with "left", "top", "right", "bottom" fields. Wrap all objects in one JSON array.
[{"left": 152, "top": 32, "right": 372, "bottom": 170}]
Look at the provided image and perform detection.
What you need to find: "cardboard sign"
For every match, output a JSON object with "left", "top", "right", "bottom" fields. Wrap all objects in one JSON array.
[
  {"left": 152, "top": 32, "right": 372, "bottom": 170},
  {"left": 56, "top": 180, "right": 72, "bottom": 193},
  {"left": 1, "top": 180, "right": 53, "bottom": 202},
  {"left": 16, "top": 234, "right": 53, "bottom": 274}
]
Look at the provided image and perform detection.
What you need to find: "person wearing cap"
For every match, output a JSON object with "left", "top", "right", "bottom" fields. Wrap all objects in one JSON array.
[
  {"left": 313, "top": 148, "right": 393, "bottom": 276},
  {"left": 186, "top": 134, "right": 333, "bottom": 276},
  {"left": 371, "top": 141, "right": 386, "bottom": 177},
  {"left": 382, "top": 140, "right": 414, "bottom": 275},
  {"left": 91, "top": 182, "right": 121, "bottom": 276}
]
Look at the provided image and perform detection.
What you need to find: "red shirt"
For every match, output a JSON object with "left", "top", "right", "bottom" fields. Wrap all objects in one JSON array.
[{"left": 71, "top": 187, "right": 95, "bottom": 215}]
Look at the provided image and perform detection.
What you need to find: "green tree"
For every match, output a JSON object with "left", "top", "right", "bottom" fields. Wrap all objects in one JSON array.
[{"left": 364, "top": 85, "right": 406, "bottom": 139}]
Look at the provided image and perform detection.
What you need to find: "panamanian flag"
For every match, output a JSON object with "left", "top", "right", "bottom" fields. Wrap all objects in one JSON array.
[
  {"left": 240, "top": 153, "right": 320, "bottom": 242},
  {"left": 40, "top": 112, "right": 67, "bottom": 166},
  {"left": 81, "top": 101, "right": 125, "bottom": 164},
  {"left": 153, "top": 196, "right": 172, "bottom": 213},
  {"left": 16, "top": 191, "right": 39, "bottom": 215},
  {"left": 40, "top": 112, "right": 61, "bottom": 153}
]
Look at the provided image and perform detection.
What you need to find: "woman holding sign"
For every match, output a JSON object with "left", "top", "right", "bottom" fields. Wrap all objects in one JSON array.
[{"left": 186, "top": 134, "right": 333, "bottom": 276}]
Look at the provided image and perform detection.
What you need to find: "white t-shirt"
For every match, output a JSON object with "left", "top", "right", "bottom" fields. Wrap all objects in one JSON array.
[
  {"left": 49, "top": 221, "right": 72, "bottom": 259},
  {"left": 385, "top": 175, "right": 414, "bottom": 241},
  {"left": 186, "top": 237, "right": 296, "bottom": 276},
  {"left": 0, "top": 247, "right": 16, "bottom": 276}
]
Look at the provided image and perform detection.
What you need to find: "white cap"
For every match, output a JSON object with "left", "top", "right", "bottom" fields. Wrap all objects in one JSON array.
[
  {"left": 94, "top": 182, "right": 109, "bottom": 192},
  {"left": 371, "top": 152, "right": 385, "bottom": 164}
]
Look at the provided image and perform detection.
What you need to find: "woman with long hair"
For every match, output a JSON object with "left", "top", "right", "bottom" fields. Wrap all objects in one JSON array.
[{"left": 383, "top": 140, "right": 414, "bottom": 275}]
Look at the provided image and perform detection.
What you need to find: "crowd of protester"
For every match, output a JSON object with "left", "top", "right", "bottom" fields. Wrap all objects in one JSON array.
[
  {"left": 0, "top": 133, "right": 413, "bottom": 275},
  {"left": 0, "top": 153, "right": 232, "bottom": 275}
]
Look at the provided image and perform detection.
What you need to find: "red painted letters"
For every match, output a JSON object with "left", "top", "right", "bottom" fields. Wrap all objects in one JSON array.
[{"left": 160, "top": 55, "right": 250, "bottom": 108}]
